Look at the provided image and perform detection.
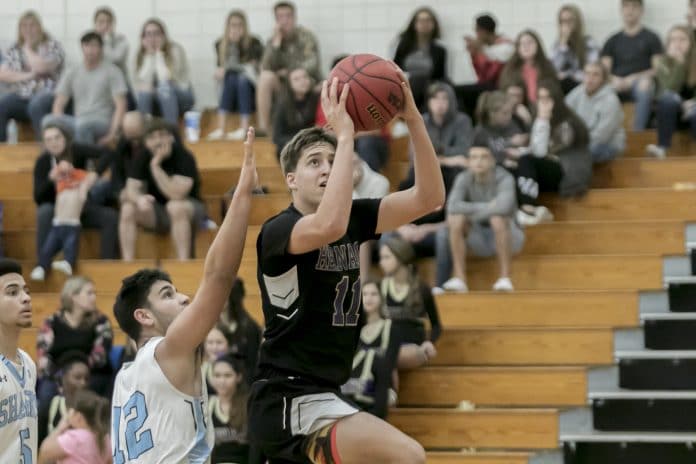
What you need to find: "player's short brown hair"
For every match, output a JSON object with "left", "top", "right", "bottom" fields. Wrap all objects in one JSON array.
[{"left": 279, "top": 127, "right": 337, "bottom": 176}]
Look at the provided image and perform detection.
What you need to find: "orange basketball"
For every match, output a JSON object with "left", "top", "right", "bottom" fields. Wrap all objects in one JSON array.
[{"left": 328, "top": 54, "right": 405, "bottom": 132}]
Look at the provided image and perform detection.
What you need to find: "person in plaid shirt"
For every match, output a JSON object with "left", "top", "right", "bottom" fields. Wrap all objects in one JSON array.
[{"left": 0, "top": 10, "right": 64, "bottom": 141}]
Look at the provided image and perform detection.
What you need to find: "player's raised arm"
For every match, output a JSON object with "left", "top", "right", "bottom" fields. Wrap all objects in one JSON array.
[
  {"left": 286, "top": 78, "right": 356, "bottom": 255},
  {"left": 375, "top": 72, "right": 445, "bottom": 234},
  {"left": 162, "top": 128, "right": 258, "bottom": 355}
]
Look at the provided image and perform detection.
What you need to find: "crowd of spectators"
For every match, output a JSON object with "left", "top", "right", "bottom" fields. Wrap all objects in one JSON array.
[{"left": 4, "top": 0, "right": 696, "bottom": 461}]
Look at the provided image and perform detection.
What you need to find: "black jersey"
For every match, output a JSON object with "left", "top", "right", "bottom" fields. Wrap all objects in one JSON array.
[
  {"left": 256, "top": 199, "right": 381, "bottom": 387},
  {"left": 208, "top": 395, "right": 250, "bottom": 464}
]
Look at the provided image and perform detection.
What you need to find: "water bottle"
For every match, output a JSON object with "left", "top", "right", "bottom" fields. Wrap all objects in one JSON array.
[{"left": 6, "top": 120, "right": 17, "bottom": 145}]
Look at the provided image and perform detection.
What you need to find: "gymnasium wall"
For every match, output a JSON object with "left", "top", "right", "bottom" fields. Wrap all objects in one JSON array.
[{"left": 0, "top": 0, "right": 687, "bottom": 108}]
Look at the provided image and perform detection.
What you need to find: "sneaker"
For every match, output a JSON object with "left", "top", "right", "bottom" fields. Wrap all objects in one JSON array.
[
  {"left": 646, "top": 144, "right": 667, "bottom": 159},
  {"left": 442, "top": 277, "right": 468, "bottom": 292},
  {"left": 30, "top": 266, "right": 45, "bottom": 282},
  {"left": 206, "top": 128, "right": 225, "bottom": 140},
  {"left": 431, "top": 286, "right": 445, "bottom": 296},
  {"left": 51, "top": 260, "right": 72, "bottom": 276},
  {"left": 516, "top": 209, "right": 540, "bottom": 227},
  {"left": 225, "top": 128, "right": 247, "bottom": 140},
  {"left": 391, "top": 120, "right": 409, "bottom": 138},
  {"left": 457, "top": 400, "right": 476, "bottom": 411},
  {"left": 492, "top": 277, "right": 514, "bottom": 292},
  {"left": 534, "top": 205, "right": 554, "bottom": 223}
]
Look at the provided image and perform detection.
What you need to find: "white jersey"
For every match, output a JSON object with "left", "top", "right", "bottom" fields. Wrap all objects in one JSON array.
[
  {"left": 0, "top": 349, "right": 38, "bottom": 464},
  {"left": 111, "top": 337, "right": 214, "bottom": 464}
]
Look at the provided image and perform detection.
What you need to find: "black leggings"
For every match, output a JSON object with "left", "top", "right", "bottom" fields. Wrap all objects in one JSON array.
[{"left": 514, "top": 155, "right": 564, "bottom": 207}]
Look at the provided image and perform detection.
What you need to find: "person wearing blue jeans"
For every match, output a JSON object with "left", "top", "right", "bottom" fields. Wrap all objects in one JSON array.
[
  {"left": 209, "top": 70, "right": 255, "bottom": 140},
  {"left": 136, "top": 81, "right": 194, "bottom": 125},
  {"left": 0, "top": 90, "right": 54, "bottom": 141},
  {"left": 652, "top": 91, "right": 696, "bottom": 155}
]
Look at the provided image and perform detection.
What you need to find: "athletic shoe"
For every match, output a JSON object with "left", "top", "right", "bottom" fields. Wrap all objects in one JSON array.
[
  {"left": 226, "top": 128, "right": 247, "bottom": 140},
  {"left": 492, "top": 277, "right": 514, "bottom": 292},
  {"left": 52, "top": 260, "right": 72, "bottom": 276},
  {"left": 431, "top": 286, "right": 445, "bottom": 296},
  {"left": 442, "top": 277, "right": 468, "bottom": 292},
  {"left": 535, "top": 205, "right": 554, "bottom": 223},
  {"left": 646, "top": 144, "right": 666, "bottom": 159},
  {"left": 30, "top": 266, "right": 45, "bottom": 282},
  {"left": 206, "top": 128, "right": 224, "bottom": 140}
]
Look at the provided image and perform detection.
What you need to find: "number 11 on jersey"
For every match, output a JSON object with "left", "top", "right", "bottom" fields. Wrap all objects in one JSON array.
[{"left": 332, "top": 276, "right": 361, "bottom": 327}]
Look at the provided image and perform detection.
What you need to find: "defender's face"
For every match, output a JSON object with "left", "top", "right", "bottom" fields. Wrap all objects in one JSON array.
[
  {"left": 145, "top": 280, "right": 190, "bottom": 334},
  {"left": 288, "top": 142, "right": 335, "bottom": 207},
  {"left": 212, "top": 361, "right": 241, "bottom": 397},
  {"left": 0, "top": 273, "right": 32, "bottom": 329}
]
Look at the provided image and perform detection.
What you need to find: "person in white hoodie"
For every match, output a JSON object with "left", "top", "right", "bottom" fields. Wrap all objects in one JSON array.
[{"left": 565, "top": 61, "right": 625, "bottom": 162}]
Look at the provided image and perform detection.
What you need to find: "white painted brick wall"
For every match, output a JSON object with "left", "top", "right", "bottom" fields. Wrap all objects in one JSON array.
[{"left": 0, "top": 0, "right": 688, "bottom": 108}]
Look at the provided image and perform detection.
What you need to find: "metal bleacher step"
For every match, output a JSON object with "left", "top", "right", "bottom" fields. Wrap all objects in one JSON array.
[
  {"left": 561, "top": 431, "right": 696, "bottom": 443},
  {"left": 588, "top": 390, "right": 696, "bottom": 400},
  {"left": 640, "top": 312, "right": 696, "bottom": 321},
  {"left": 615, "top": 349, "right": 696, "bottom": 360}
]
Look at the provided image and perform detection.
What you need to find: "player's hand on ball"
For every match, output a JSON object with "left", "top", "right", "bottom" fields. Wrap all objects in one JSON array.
[
  {"left": 238, "top": 127, "right": 258, "bottom": 193},
  {"left": 393, "top": 66, "right": 421, "bottom": 123},
  {"left": 321, "top": 77, "right": 354, "bottom": 138}
]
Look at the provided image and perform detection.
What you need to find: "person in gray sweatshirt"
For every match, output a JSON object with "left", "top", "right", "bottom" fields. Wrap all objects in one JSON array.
[
  {"left": 565, "top": 61, "right": 625, "bottom": 162},
  {"left": 434, "top": 144, "right": 524, "bottom": 293},
  {"left": 400, "top": 81, "right": 473, "bottom": 192}
]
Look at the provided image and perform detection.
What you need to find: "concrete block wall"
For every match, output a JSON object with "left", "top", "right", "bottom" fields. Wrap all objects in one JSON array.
[{"left": 0, "top": 0, "right": 688, "bottom": 108}]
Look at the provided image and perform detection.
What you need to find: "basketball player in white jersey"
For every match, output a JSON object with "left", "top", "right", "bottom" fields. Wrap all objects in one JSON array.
[
  {"left": 111, "top": 128, "right": 257, "bottom": 464},
  {"left": 0, "top": 258, "right": 37, "bottom": 464}
]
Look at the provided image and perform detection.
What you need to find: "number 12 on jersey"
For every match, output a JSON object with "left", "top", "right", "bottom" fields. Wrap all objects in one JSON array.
[
  {"left": 332, "top": 276, "right": 361, "bottom": 326},
  {"left": 112, "top": 391, "right": 154, "bottom": 463}
]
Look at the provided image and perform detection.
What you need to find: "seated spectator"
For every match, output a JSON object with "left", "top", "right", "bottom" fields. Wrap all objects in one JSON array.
[
  {"left": 458, "top": 13, "right": 514, "bottom": 116},
  {"left": 0, "top": 10, "right": 64, "bottom": 142},
  {"left": 38, "top": 351, "right": 89, "bottom": 443},
  {"left": 400, "top": 82, "right": 472, "bottom": 192},
  {"left": 437, "top": 145, "right": 524, "bottom": 293},
  {"left": 378, "top": 236, "right": 440, "bottom": 370},
  {"left": 503, "top": 79, "right": 534, "bottom": 130},
  {"left": 341, "top": 280, "right": 399, "bottom": 419},
  {"left": 552, "top": 4, "right": 600, "bottom": 94},
  {"left": 472, "top": 90, "right": 529, "bottom": 165},
  {"left": 209, "top": 354, "right": 261, "bottom": 464},
  {"left": 353, "top": 152, "right": 390, "bottom": 279},
  {"left": 601, "top": 0, "right": 663, "bottom": 130},
  {"left": 271, "top": 67, "right": 318, "bottom": 156},
  {"left": 220, "top": 278, "right": 262, "bottom": 383},
  {"left": 500, "top": 30, "right": 559, "bottom": 105},
  {"left": 393, "top": 7, "right": 447, "bottom": 110},
  {"left": 30, "top": 151, "right": 98, "bottom": 281},
  {"left": 44, "top": 31, "right": 127, "bottom": 146},
  {"left": 566, "top": 61, "right": 626, "bottom": 162},
  {"left": 646, "top": 25, "right": 696, "bottom": 158},
  {"left": 38, "top": 390, "right": 111, "bottom": 464},
  {"left": 204, "top": 324, "right": 232, "bottom": 394},
  {"left": 134, "top": 18, "right": 194, "bottom": 124},
  {"left": 36, "top": 276, "right": 113, "bottom": 404},
  {"left": 119, "top": 119, "right": 205, "bottom": 261},
  {"left": 33, "top": 124, "right": 119, "bottom": 260},
  {"left": 514, "top": 79, "right": 592, "bottom": 226},
  {"left": 208, "top": 10, "right": 264, "bottom": 141},
  {"left": 93, "top": 7, "right": 129, "bottom": 87},
  {"left": 256, "top": 1, "right": 320, "bottom": 134}
]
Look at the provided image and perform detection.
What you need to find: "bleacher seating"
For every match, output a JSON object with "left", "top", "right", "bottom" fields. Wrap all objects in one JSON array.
[{"left": 7, "top": 104, "right": 696, "bottom": 463}]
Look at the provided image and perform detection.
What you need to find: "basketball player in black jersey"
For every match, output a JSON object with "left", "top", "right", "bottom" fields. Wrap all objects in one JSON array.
[{"left": 248, "top": 75, "right": 445, "bottom": 463}]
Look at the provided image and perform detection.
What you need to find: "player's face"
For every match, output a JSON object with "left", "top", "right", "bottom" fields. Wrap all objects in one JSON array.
[
  {"left": 378, "top": 245, "right": 400, "bottom": 276},
  {"left": 212, "top": 361, "right": 241, "bottom": 397},
  {"left": 289, "top": 142, "right": 335, "bottom": 207},
  {"left": 61, "top": 362, "right": 89, "bottom": 397},
  {"left": 0, "top": 273, "right": 32, "bottom": 329},
  {"left": 205, "top": 328, "right": 229, "bottom": 361},
  {"left": 145, "top": 280, "right": 190, "bottom": 334},
  {"left": 361, "top": 283, "right": 382, "bottom": 315}
]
